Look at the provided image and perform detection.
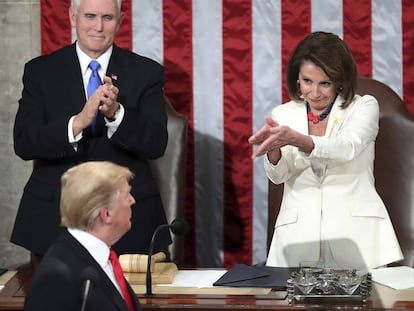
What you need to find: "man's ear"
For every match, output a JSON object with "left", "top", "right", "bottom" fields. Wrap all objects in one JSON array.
[
  {"left": 69, "top": 6, "right": 77, "bottom": 28},
  {"left": 99, "top": 207, "right": 111, "bottom": 224}
]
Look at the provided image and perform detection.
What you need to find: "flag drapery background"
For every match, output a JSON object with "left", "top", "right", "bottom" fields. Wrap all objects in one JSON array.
[{"left": 40, "top": 0, "right": 414, "bottom": 268}]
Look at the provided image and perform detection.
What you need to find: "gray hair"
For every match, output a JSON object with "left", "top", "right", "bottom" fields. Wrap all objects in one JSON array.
[{"left": 71, "top": 0, "right": 122, "bottom": 11}]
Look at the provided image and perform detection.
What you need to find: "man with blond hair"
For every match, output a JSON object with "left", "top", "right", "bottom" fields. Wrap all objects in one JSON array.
[{"left": 24, "top": 161, "right": 141, "bottom": 311}]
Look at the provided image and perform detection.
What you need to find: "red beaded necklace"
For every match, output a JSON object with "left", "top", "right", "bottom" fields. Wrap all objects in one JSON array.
[{"left": 306, "top": 97, "right": 336, "bottom": 124}]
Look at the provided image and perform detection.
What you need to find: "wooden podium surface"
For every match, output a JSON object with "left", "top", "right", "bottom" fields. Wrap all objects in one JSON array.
[{"left": 1, "top": 263, "right": 414, "bottom": 311}]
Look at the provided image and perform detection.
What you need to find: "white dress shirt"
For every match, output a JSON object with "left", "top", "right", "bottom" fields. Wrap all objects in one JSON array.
[
  {"left": 67, "top": 228, "right": 122, "bottom": 294},
  {"left": 68, "top": 42, "right": 125, "bottom": 149}
]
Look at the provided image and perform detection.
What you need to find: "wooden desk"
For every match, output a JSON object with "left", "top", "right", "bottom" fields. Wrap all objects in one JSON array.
[{"left": 1, "top": 264, "right": 414, "bottom": 311}]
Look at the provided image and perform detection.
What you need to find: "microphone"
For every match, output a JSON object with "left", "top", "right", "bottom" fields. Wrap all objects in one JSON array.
[
  {"left": 145, "top": 218, "right": 189, "bottom": 296},
  {"left": 169, "top": 218, "right": 189, "bottom": 236},
  {"left": 80, "top": 266, "right": 99, "bottom": 311}
]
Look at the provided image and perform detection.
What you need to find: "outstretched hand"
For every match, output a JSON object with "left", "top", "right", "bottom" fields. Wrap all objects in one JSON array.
[
  {"left": 248, "top": 116, "right": 298, "bottom": 161},
  {"left": 248, "top": 116, "right": 279, "bottom": 159}
]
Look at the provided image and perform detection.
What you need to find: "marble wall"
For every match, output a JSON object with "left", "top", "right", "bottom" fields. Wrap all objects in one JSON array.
[{"left": 0, "top": 0, "right": 40, "bottom": 267}]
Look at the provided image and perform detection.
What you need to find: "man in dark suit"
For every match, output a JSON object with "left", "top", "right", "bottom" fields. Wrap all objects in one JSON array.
[
  {"left": 24, "top": 161, "right": 142, "bottom": 311},
  {"left": 11, "top": 0, "right": 171, "bottom": 260}
]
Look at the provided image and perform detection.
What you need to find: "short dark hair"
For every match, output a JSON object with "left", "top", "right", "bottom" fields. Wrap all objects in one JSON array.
[{"left": 286, "top": 31, "right": 357, "bottom": 108}]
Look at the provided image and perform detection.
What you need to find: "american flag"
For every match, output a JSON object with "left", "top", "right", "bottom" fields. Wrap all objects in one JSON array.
[{"left": 41, "top": 0, "right": 414, "bottom": 268}]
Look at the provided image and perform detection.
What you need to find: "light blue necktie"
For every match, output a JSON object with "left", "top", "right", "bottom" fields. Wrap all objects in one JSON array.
[{"left": 87, "top": 60, "right": 102, "bottom": 133}]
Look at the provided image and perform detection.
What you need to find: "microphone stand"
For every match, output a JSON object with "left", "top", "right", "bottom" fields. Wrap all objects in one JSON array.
[
  {"left": 145, "top": 224, "right": 169, "bottom": 296},
  {"left": 79, "top": 267, "right": 98, "bottom": 311}
]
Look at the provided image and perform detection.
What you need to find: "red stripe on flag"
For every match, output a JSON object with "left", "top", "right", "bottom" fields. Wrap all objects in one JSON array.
[
  {"left": 162, "top": 0, "right": 196, "bottom": 267},
  {"left": 343, "top": 0, "right": 372, "bottom": 77},
  {"left": 402, "top": 0, "right": 414, "bottom": 115},
  {"left": 114, "top": 0, "right": 132, "bottom": 50},
  {"left": 40, "top": 0, "right": 71, "bottom": 54},
  {"left": 281, "top": 0, "right": 311, "bottom": 102},
  {"left": 222, "top": 0, "right": 253, "bottom": 268},
  {"left": 115, "top": 0, "right": 132, "bottom": 50}
]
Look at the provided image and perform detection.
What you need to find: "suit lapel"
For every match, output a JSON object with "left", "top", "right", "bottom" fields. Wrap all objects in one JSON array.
[
  {"left": 127, "top": 283, "right": 141, "bottom": 311},
  {"left": 326, "top": 95, "right": 347, "bottom": 138},
  {"left": 61, "top": 232, "right": 132, "bottom": 311},
  {"left": 103, "top": 282, "right": 131, "bottom": 311},
  {"left": 107, "top": 45, "right": 127, "bottom": 103},
  {"left": 62, "top": 44, "right": 87, "bottom": 114}
]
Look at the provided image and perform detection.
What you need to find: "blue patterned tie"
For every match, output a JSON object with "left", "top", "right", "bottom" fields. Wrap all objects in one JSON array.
[{"left": 87, "top": 60, "right": 102, "bottom": 133}]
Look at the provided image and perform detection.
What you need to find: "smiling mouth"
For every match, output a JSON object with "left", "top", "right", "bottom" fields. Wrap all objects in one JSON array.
[
  {"left": 307, "top": 96, "right": 322, "bottom": 101},
  {"left": 89, "top": 34, "right": 105, "bottom": 40},
  {"left": 308, "top": 97, "right": 325, "bottom": 104}
]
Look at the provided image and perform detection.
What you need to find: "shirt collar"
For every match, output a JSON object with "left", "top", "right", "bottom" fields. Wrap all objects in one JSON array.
[
  {"left": 67, "top": 227, "right": 110, "bottom": 268},
  {"left": 76, "top": 42, "right": 113, "bottom": 77}
]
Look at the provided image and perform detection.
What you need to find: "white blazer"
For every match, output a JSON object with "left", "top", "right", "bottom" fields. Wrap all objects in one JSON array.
[{"left": 265, "top": 94, "right": 403, "bottom": 270}]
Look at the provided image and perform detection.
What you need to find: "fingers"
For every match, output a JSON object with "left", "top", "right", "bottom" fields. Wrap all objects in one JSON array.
[
  {"left": 250, "top": 130, "right": 271, "bottom": 158},
  {"left": 251, "top": 134, "right": 277, "bottom": 159},
  {"left": 79, "top": 78, "right": 118, "bottom": 124},
  {"left": 103, "top": 76, "right": 113, "bottom": 85},
  {"left": 102, "top": 76, "right": 119, "bottom": 101},
  {"left": 266, "top": 115, "right": 278, "bottom": 127},
  {"left": 249, "top": 116, "right": 282, "bottom": 159},
  {"left": 94, "top": 77, "right": 119, "bottom": 116},
  {"left": 248, "top": 116, "right": 279, "bottom": 145},
  {"left": 251, "top": 146, "right": 266, "bottom": 159},
  {"left": 249, "top": 124, "right": 270, "bottom": 144}
]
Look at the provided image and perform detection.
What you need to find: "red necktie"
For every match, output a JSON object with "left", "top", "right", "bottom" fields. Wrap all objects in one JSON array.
[{"left": 109, "top": 248, "right": 135, "bottom": 311}]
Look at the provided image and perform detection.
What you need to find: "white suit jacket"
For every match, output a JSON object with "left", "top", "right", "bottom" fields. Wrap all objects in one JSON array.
[{"left": 265, "top": 94, "right": 403, "bottom": 270}]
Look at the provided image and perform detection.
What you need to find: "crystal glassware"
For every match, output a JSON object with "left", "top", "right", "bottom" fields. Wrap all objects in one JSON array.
[
  {"left": 295, "top": 267, "right": 317, "bottom": 295},
  {"left": 337, "top": 269, "right": 362, "bottom": 295}
]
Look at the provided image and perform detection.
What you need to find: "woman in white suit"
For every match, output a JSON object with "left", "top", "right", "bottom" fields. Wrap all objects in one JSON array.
[{"left": 249, "top": 32, "right": 403, "bottom": 270}]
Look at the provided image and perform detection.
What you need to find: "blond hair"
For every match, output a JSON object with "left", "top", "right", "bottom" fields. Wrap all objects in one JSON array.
[{"left": 60, "top": 161, "right": 133, "bottom": 230}]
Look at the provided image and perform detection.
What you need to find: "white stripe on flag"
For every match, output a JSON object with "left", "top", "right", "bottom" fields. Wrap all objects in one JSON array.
[
  {"left": 252, "top": 0, "right": 282, "bottom": 265},
  {"left": 311, "top": 0, "right": 343, "bottom": 36},
  {"left": 372, "top": 0, "right": 403, "bottom": 98},
  {"left": 132, "top": 0, "right": 163, "bottom": 64},
  {"left": 193, "top": 0, "right": 224, "bottom": 267}
]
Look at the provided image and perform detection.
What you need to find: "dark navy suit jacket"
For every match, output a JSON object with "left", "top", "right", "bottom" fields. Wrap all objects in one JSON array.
[
  {"left": 11, "top": 43, "right": 171, "bottom": 255},
  {"left": 24, "top": 230, "right": 142, "bottom": 311}
]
